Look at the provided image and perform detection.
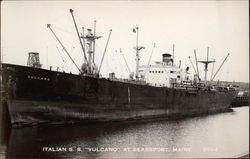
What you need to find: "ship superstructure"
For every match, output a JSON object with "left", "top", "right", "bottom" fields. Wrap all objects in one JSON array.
[{"left": 139, "top": 53, "right": 190, "bottom": 87}]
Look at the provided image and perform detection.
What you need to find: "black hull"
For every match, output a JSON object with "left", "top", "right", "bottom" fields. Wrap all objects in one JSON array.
[{"left": 1, "top": 63, "right": 238, "bottom": 127}]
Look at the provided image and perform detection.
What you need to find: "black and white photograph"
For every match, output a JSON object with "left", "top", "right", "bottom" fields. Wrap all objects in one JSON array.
[{"left": 0, "top": 0, "right": 249, "bottom": 158}]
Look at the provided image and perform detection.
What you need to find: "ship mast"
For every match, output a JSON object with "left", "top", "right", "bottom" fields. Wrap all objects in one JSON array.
[
  {"left": 172, "top": 44, "right": 175, "bottom": 66},
  {"left": 210, "top": 58, "right": 215, "bottom": 81},
  {"left": 70, "top": 9, "right": 103, "bottom": 75},
  {"left": 194, "top": 49, "right": 200, "bottom": 79},
  {"left": 93, "top": 20, "right": 96, "bottom": 64},
  {"left": 81, "top": 27, "right": 86, "bottom": 63},
  {"left": 84, "top": 27, "right": 103, "bottom": 75},
  {"left": 133, "top": 27, "right": 145, "bottom": 80},
  {"left": 198, "top": 47, "right": 215, "bottom": 85}
]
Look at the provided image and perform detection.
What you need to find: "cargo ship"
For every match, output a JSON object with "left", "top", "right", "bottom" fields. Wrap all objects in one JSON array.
[{"left": 0, "top": 9, "right": 238, "bottom": 127}]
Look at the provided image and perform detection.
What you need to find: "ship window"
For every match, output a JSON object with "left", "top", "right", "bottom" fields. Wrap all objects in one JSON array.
[
  {"left": 170, "top": 71, "right": 174, "bottom": 73},
  {"left": 177, "top": 75, "right": 180, "bottom": 78},
  {"left": 48, "top": 78, "right": 50, "bottom": 81},
  {"left": 161, "top": 71, "right": 163, "bottom": 73},
  {"left": 149, "top": 71, "right": 151, "bottom": 73},
  {"left": 27, "top": 75, "right": 30, "bottom": 78},
  {"left": 41, "top": 77, "right": 43, "bottom": 80},
  {"left": 158, "top": 71, "right": 160, "bottom": 73},
  {"left": 152, "top": 71, "right": 154, "bottom": 73}
]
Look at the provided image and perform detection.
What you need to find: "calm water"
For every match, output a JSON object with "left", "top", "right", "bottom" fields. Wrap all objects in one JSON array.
[{"left": 6, "top": 107, "right": 249, "bottom": 159}]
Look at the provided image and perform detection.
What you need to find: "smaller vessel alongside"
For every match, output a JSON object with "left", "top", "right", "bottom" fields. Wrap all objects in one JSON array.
[{"left": 231, "top": 91, "right": 249, "bottom": 107}]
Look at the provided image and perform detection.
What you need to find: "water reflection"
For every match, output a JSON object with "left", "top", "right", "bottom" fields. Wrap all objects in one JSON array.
[{"left": 7, "top": 107, "right": 249, "bottom": 159}]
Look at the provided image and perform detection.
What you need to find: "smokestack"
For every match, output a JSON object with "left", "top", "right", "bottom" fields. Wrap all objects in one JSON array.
[{"left": 162, "top": 53, "right": 172, "bottom": 64}]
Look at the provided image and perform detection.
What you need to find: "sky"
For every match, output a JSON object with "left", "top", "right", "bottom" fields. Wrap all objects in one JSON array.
[{"left": 1, "top": 0, "right": 249, "bottom": 82}]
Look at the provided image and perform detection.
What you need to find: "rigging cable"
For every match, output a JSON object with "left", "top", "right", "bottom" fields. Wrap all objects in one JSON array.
[
  {"left": 56, "top": 46, "right": 66, "bottom": 70},
  {"left": 144, "top": 43, "right": 156, "bottom": 78},
  {"left": 47, "top": 24, "right": 82, "bottom": 73},
  {"left": 120, "top": 48, "right": 131, "bottom": 75},
  {"left": 98, "top": 29, "right": 112, "bottom": 74}
]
